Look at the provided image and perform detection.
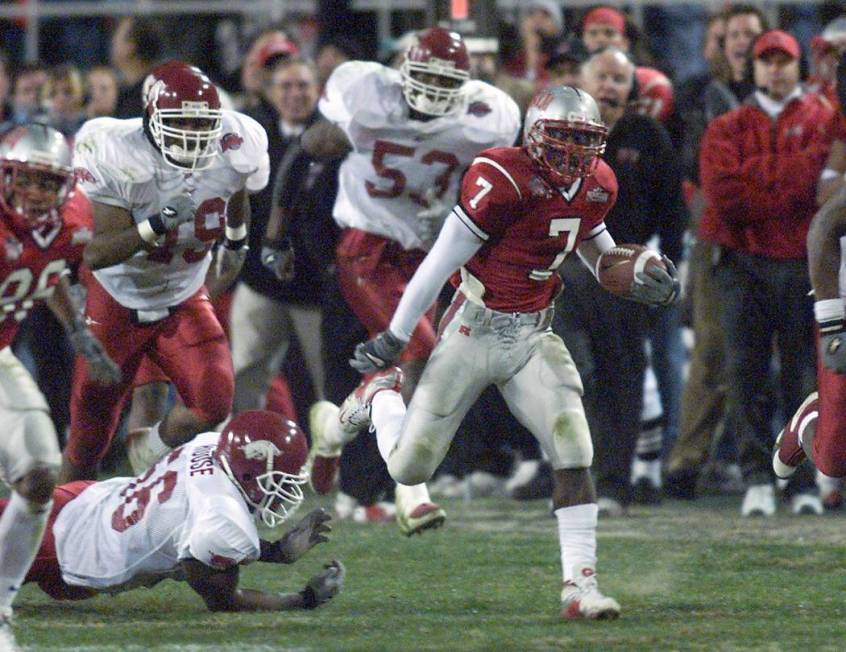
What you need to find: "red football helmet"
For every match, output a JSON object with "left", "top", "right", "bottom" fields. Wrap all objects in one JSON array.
[
  {"left": 524, "top": 86, "right": 607, "bottom": 186},
  {"left": 215, "top": 410, "right": 309, "bottom": 529},
  {"left": 144, "top": 60, "right": 223, "bottom": 170},
  {"left": 400, "top": 27, "right": 470, "bottom": 116},
  {"left": 0, "top": 124, "right": 74, "bottom": 232}
]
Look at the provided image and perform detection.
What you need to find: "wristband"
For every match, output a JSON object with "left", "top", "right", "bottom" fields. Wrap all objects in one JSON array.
[
  {"left": 815, "top": 298, "right": 845, "bottom": 333},
  {"left": 225, "top": 224, "right": 247, "bottom": 241},
  {"left": 137, "top": 219, "right": 162, "bottom": 245},
  {"left": 299, "top": 586, "right": 318, "bottom": 609}
]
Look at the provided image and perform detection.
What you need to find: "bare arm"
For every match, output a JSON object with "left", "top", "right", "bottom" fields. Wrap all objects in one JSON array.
[
  {"left": 205, "top": 189, "right": 251, "bottom": 299},
  {"left": 817, "top": 139, "right": 846, "bottom": 207},
  {"left": 182, "top": 559, "right": 304, "bottom": 612},
  {"left": 808, "top": 185, "right": 846, "bottom": 300},
  {"left": 83, "top": 201, "right": 151, "bottom": 270},
  {"left": 225, "top": 188, "right": 250, "bottom": 234}
]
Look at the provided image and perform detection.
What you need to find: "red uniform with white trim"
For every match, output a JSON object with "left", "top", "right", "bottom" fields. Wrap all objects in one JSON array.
[
  {"left": 66, "top": 112, "right": 269, "bottom": 469},
  {"left": 452, "top": 147, "right": 617, "bottom": 312}
]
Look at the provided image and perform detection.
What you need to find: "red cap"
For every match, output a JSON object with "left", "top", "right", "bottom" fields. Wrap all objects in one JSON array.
[
  {"left": 753, "top": 30, "right": 800, "bottom": 60},
  {"left": 582, "top": 7, "right": 626, "bottom": 35},
  {"left": 257, "top": 34, "right": 299, "bottom": 68}
]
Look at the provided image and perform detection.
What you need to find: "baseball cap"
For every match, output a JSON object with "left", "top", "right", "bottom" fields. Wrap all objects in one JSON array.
[
  {"left": 753, "top": 30, "right": 800, "bottom": 60},
  {"left": 257, "top": 34, "right": 300, "bottom": 68},
  {"left": 582, "top": 7, "right": 626, "bottom": 35},
  {"left": 545, "top": 36, "right": 590, "bottom": 69}
]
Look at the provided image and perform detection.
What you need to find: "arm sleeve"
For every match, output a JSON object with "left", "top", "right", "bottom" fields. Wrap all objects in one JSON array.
[
  {"left": 389, "top": 210, "right": 484, "bottom": 340},
  {"left": 577, "top": 228, "right": 616, "bottom": 279}
]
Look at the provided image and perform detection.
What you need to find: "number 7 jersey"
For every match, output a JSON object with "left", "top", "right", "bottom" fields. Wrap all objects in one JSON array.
[
  {"left": 320, "top": 61, "right": 520, "bottom": 251},
  {"left": 453, "top": 146, "right": 618, "bottom": 313}
]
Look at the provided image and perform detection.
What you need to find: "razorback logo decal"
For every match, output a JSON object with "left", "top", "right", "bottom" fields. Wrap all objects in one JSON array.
[{"left": 220, "top": 132, "right": 243, "bottom": 152}]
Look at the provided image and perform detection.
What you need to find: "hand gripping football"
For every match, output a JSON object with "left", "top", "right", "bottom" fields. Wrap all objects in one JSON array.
[{"left": 597, "top": 244, "right": 667, "bottom": 297}]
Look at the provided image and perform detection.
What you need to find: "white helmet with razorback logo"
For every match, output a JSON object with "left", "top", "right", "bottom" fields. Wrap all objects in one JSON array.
[
  {"left": 143, "top": 60, "right": 223, "bottom": 170},
  {"left": 0, "top": 123, "right": 74, "bottom": 232},
  {"left": 400, "top": 27, "right": 471, "bottom": 117},
  {"left": 524, "top": 85, "right": 608, "bottom": 186},
  {"left": 215, "top": 410, "right": 309, "bottom": 531}
]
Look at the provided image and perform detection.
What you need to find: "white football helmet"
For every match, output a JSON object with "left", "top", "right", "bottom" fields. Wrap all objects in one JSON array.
[
  {"left": 400, "top": 27, "right": 471, "bottom": 117},
  {"left": 524, "top": 86, "right": 608, "bottom": 186}
]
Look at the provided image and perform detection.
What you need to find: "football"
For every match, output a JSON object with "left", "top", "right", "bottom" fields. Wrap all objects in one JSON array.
[{"left": 597, "top": 244, "right": 666, "bottom": 297}]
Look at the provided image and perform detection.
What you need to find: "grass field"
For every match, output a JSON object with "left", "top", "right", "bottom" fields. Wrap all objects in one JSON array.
[{"left": 12, "top": 493, "right": 846, "bottom": 651}]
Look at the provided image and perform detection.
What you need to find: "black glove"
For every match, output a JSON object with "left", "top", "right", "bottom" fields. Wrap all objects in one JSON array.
[
  {"left": 275, "top": 509, "right": 331, "bottom": 564},
  {"left": 820, "top": 318, "right": 846, "bottom": 374},
  {"left": 261, "top": 238, "right": 295, "bottom": 282},
  {"left": 149, "top": 195, "right": 196, "bottom": 235},
  {"left": 629, "top": 255, "right": 681, "bottom": 307},
  {"left": 68, "top": 325, "right": 122, "bottom": 385},
  {"left": 300, "top": 560, "right": 345, "bottom": 609},
  {"left": 350, "top": 330, "right": 406, "bottom": 374}
]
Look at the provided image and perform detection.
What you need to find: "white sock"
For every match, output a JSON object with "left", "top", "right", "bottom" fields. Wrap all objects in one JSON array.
[
  {"left": 555, "top": 503, "right": 598, "bottom": 583},
  {"left": 0, "top": 493, "right": 51, "bottom": 611},
  {"left": 371, "top": 391, "right": 406, "bottom": 463},
  {"left": 148, "top": 421, "right": 172, "bottom": 459},
  {"left": 395, "top": 481, "right": 432, "bottom": 506}
]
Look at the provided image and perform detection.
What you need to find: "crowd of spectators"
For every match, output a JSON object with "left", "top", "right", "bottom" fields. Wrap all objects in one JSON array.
[{"left": 2, "top": 1, "right": 846, "bottom": 521}]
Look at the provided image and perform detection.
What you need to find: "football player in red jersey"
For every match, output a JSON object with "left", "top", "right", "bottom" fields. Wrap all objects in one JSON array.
[
  {"left": 0, "top": 124, "right": 119, "bottom": 650},
  {"left": 60, "top": 61, "right": 270, "bottom": 484},
  {"left": 313, "top": 86, "right": 679, "bottom": 619},
  {"left": 0, "top": 411, "right": 344, "bottom": 613}
]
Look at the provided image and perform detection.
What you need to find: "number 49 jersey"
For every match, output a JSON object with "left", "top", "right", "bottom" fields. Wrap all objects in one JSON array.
[
  {"left": 320, "top": 61, "right": 520, "bottom": 251},
  {"left": 0, "top": 190, "right": 93, "bottom": 348},
  {"left": 453, "top": 147, "right": 618, "bottom": 313},
  {"left": 53, "top": 432, "right": 260, "bottom": 592},
  {"left": 73, "top": 111, "right": 269, "bottom": 311}
]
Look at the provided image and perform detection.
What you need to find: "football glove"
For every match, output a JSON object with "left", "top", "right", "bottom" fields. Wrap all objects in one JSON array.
[
  {"left": 150, "top": 195, "right": 196, "bottom": 234},
  {"left": 261, "top": 238, "right": 295, "bottom": 282},
  {"left": 629, "top": 255, "right": 681, "bottom": 306},
  {"left": 275, "top": 509, "right": 331, "bottom": 564},
  {"left": 68, "top": 326, "right": 121, "bottom": 385},
  {"left": 350, "top": 330, "right": 406, "bottom": 374},
  {"left": 301, "top": 560, "right": 345, "bottom": 609}
]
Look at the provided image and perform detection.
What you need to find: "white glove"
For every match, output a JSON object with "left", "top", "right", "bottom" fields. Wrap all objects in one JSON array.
[
  {"left": 417, "top": 188, "right": 449, "bottom": 248},
  {"left": 629, "top": 255, "right": 681, "bottom": 307}
]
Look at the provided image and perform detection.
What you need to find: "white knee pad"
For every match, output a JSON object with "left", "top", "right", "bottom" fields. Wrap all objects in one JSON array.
[
  {"left": 546, "top": 407, "right": 594, "bottom": 470},
  {"left": 0, "top": 409, "right": 60, "bottom": 485}
]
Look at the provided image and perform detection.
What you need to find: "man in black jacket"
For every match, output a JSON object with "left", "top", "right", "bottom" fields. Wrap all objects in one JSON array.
[{"left": 554, "top": 47, "right": 687, "bottom": 515}]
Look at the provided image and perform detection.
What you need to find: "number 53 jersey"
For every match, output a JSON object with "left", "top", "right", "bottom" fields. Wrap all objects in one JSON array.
[
  {"left": 321, "top": 61, "right": 520, "bottom": 251},
  {"left": 53, "top": 432, "right": 260, "bottom": 592},
  {"left": 72, "top": 112, "right": 269, "bottom": 311}
]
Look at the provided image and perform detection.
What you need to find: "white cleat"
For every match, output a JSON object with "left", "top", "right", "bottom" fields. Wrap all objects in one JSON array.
[
  {"left": 395, "top": 483, "right": 445, "bottom": 537},
  {"left": 124, "top": 427, "right": 161, "bottom": 476},
  {"left": 560, "top": 565, "right": 621, "bottom": 620},
  {"left": 0, "top": 609, "right": 21, "bottom": 652},
  {"left": 338, "top": 367, "right": 404, "bottom": 436},
  {"left": 790, "top": 492, "right": 823, "bottom": 516},
  {"left": 740, "top": 483, "right": 776, "bottom": 517}
]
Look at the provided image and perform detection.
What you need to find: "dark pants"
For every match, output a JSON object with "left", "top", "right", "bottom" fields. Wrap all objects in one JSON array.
[
  {"left": 713, "top": 249, "right": 816, "bottom": 488},
  {"left": 555, "top": 258, "right": 649, "bottom": 504}
]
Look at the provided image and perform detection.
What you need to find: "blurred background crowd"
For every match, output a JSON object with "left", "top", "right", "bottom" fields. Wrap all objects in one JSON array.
[{"left": 3, "top": 0, "right": 846, "bottom": 524}]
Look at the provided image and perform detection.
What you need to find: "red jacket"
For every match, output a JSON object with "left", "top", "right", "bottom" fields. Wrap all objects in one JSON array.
[{"left": 698, "top": 89, "right": 836, "bottom": 259}]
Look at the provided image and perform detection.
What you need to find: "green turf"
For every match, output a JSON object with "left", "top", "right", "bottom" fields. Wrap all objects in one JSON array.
[{"left": 13, "top": 494, "right": 846, "bottom": 651}]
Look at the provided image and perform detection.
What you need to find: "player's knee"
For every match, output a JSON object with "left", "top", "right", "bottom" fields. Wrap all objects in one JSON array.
[
  {"left": 14, "top": 466, "right": 57, "bottom": 505},
  {"left": 387, "top": 455, "right": 433, "bottom": 487},
  {"left": 550, "top": 410, "right": 593, "bottom": 468}
]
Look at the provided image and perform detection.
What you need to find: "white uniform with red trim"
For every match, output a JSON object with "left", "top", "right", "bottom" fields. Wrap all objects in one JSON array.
[
  {"left": 72, "top": 111, "right": 269, "bottom": 311},
  {"left": 53, "top": 432, "right": 259, "bottom": 592},
  {"left": 320, "top": 60, "right": 520, "bottom": 251}
]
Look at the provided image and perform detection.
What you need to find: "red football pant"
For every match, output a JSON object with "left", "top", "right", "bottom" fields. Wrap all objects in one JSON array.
[
  {"left": 66, "top": 274, "right": 233, "bottom": 468},
  {"left": 814, "top": 331, "right": 846, "bottom": 477},
  {"left": 336, "top": 229, "right": 436, "bottom": 363},
  {"left": 0, "top": 481, "right": 98, "bottom": 600}
]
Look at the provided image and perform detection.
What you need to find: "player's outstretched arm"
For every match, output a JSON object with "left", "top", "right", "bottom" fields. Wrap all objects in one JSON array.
[
  {"left": 259, "top": 508, "right": 332, "bottom": 564},
  {"left": 182, "top": 558, "right": 345, "bottom": 612}
]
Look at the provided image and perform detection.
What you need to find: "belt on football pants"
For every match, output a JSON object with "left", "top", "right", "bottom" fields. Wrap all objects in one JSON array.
[
  {"left": 129, "top": 306, "right": 177, "bottom": 325},
  {"left": 460, "top": 301, "right": 554, "bottom": 331}
]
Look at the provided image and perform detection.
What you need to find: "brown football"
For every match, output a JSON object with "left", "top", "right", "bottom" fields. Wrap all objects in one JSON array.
[{"left": 597, "top": 244, "right": 666, "bottom": 297}]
